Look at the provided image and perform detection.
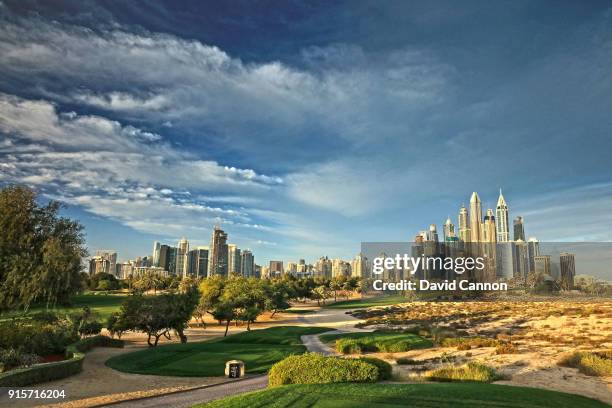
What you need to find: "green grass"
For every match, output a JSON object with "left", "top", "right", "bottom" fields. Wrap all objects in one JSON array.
[
  {"left": 106, "top": 326, "right": 332, "bottom": 377},
  {"left": 426, "top": 362, "right": 502, "bottom": 382},
  {"left": 325, "top": 295, "right": 411, "bottom": 309},
  {"left": 0, "top": 293, "right": 128, "bottom": 322},
  {"left": 320, "top": 331, "right": 432, "bottom": 354},
  {"left": 194, "top": 383, "right": 610, "bottom": 408}
]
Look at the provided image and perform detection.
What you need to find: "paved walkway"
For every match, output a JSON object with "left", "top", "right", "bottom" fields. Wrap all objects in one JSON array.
[
  {"left": 105, "top": 376, "right": 268, "bottom": 408},
  {"left": 299, "top": 306, "right": 373, "bottom": 355}
]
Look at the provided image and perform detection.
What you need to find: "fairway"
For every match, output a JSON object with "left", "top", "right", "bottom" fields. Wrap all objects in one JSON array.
[
  {"left": 325, "top": 295, "right": 411, "bottom": 309},
  {"left": 195, "top": 383, "right": 610, "bottom": 408},
  {"left": 106, "top": 326, "right": 332, "bottom": 377},
  {"left": 0, "top": 292, "right": 128, "bottom": 321}
]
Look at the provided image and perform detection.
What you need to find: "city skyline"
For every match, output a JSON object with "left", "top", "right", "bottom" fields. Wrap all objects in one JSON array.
[{"left": 1, "top": 1, "right": 612, "bottom": 264}]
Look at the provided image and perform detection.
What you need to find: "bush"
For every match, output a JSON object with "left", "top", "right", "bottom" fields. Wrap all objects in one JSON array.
[
  {"left": 441, "top": 337, "right": 500, "bottom": 350},
  {"left": 396, "top": 357, "right": 420, "bottom": 365},
  {"left": 358, "top": 357, "right": 392, "bottom": 380},
  {"left": 0, "top": 319, "right": 79, "bottom": 356},
  {"left": 559, "top": 350, "right": 612, "bottom": 377},
  {"left": 0, "top": 353, "right": 84, "bottom": 387},
  {"left": 426, "top": 362, "right": 501, "bottom": 383},
  {"left": 78, "top": 321, "right": 103, "bottom": 337},
  {"left": 268, "top": 353, "right": 379, "bottom": 387},
  {"left": 495, "top": 342, "right": 518, "bottom": 355},
  {"left": 0, "top": 349, "right": 41, "bottom": 372},
  {"left": 68, "top": 335, "right": 124, "bottom": 354}
]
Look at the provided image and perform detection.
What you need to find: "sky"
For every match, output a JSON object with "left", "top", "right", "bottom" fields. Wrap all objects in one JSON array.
[{"left": 1, "top": 0, "right": 612, "bottom": 266}]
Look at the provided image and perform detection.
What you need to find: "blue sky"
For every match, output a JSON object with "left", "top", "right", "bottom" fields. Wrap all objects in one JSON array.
[{"left": 1, "top": 1, "right": 611, "bottom": 265}]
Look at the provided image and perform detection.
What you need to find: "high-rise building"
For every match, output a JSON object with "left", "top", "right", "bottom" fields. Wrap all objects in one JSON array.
[
  {"left": 495, "top": 189, "right": 510, "bottom": 242},
  {"left": 513, "top": 216, "right": 525, "bottom": 241},
  {"left": 208, "top": 226, "right": 228, "bottom": 277},
  {"left": 269, "top": 261, "right": 283, "bottom": 277},
  {"left": 241, "top": 250, "right": 255, "bottom": 277},
  {"left": 527, "top": 237, "right": 540, "bottom": 273},
  {"left": 443, "top": 217, "right": 456, "bottom": 241},
  {"left": 469, "top": 192, "right": 483, "bottom": 242},
  {"left": 315, "top": 256, "right": 332, "bottom": 278},
  {"left": 152, "top": 241, "right": 161, "bottom": 267},
  {"left": 512, "top": 240, "right": 529, "bottom": 279},
  {"left": 285, "top": 261, "right": 298, "bottom": 275},
  {"left": 560, "top": 252, "right": 576, "bottom": 290},
  {"left": 94, "top": 250, "right": 117, "bottom": 276},
  {"left": 426, "top": 224, "right": 439, "bottom": 242},
  {"left": 228, "top": 244, "right": 242, "bottom": 275},
  {"left": 483, "top": 209, "right": 497, "bottom": 242},
  {"left": 458, "top": 205, "right": 471, "bottom": 242},
  {"left": 176, "top": 238, "right": 189, "bottom": 277},
  {"left": 534, "top": 255, "right": 551, "bottom": 276},
  {"left": 186, "top": 247, "right": 209, "bottom": 277},
  {"left": 351, "top": 253, "right": 368, "bottom": 278},
  {"left": 332, "top": 259, "right": 351, "bottom": 277}
]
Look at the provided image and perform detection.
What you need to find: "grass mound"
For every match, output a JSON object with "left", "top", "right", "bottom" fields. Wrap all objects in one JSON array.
[
  {"left": 194, "top": 383, "right": 610, "bottom": 408},
  {"left": 106, "top": 326, "right": 331, "bottom": 377},
  {"left": 559, "top": 350, "right": 612, "bottom": 377},
  {"left": 321, "top": 331, "right": 432, "bottom": 354},
  {"left": 268, "top": 353, "right": 379, "bottom": 387},
  {"left": 426, "top": 362, "right": 501, "bottom": 382}
]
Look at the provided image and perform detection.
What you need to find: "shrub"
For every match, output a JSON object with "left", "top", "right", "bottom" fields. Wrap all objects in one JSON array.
[
  {"left": 396, "top": 357, "right": 420, "bottom": 365},
  {"left": 0, "top": 319, "right": 79, "bottom": 356},
  {"left": 0, "top": 349, "right": 41, "bottom": 372},
  {"left": 426, "top": 362, "right": 501, "bottom": 383},
  {"left": 68, "top": 335, "right": 124, "bottom": 354},
  {"left": 268, "top": 353, "right": 379, "bottom": 387},
  {"left": 336, "top": 339, "right": 365, "bottom": 354},
  {"left": 495, "top": 342, "right": 518, "bottom": 355},
  {"left": 359, "top": 357, "right": 392, "bottom": 380},
  {"left": 78, "top": 321, "right": 103, "bottom": 337},
  {"left": 441, "top": 337, "right": 500, "bottom": 350},
  {"left": 559, "top": 351, "right": 612, "bottom": 377},
  {"left": 0, "top": 353, "right": 84, "bottom": 387}
]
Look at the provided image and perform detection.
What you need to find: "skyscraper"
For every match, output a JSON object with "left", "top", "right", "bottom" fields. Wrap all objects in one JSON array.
[
  {"left": 95, "top": 250, "right": 117, "bottom": 276},
  {"left": 483, "top": 209, "right": 497, "bottom": 242},
  {"left": 152, "top": 241, "right": 161, "bottom": 267},
  {"left": 240, "top": 250, "right": 255, "bottom": 277},
  {"left": 443, "top": 217, "right": 456, "bottom": 241},
  {"left": 458, "top": 205, "right": 470, "bottom": 242},
  {"left": 426, "top": 224, "right": 439, "bottom": 242},
  {"left": 527, "top": 237, "right": 540, "bottom": 273},
  {"left": 495, "top": 189, "right": 510, "bottom": 242},
  {"left": 176, "top": 237, "right": 189, "bottom": 277},
  {"left": 560, "top": 252, "right": 576, "bottom": 290},
  {"left": 469, "top": 192, "right": 483, "bottom": 242},
  {"left": 228, "top": 244, "right": 242, "bottom": 275},
  {"left": 269, "top": 261, "right": 284, "bottom": 277},
  {"left": 513, "top": 216, "right": 525, "bottom": 241},
  {"left": 208, "top": 226, "right": 228, "bottom": 277},
  {"left": 534, "top": 255, "right": 551, "bottom": 276}
]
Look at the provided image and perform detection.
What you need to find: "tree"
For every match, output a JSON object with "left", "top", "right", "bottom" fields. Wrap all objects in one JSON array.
[
  {"left": 0, "top": 185, "right": 87, "bottom": 312},
  {"left": 312, "top": 285, "right": 330, "bottom": 306},
  {"left": 265, "top": 280, "right": 291, "bottom": 317}
]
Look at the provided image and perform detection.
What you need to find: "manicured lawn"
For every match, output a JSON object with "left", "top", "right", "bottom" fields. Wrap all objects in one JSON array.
[
  {"left": 0, "top": 292, "right": 128, "bottom": 321},
  {"left": 106, "top": 326, "right": 332, "bottom": 377},
  {"left": 195, "top": 383, "right": 610, "bottom": 408},
  {"left": 282, "top": 309, "right": 317, "bottom": 314},
  {"left": 320, "top": 331, "right": 432, "bottom": 353},
  {"left": 325, "top": 295, "right": 411, "bottom": 309}
]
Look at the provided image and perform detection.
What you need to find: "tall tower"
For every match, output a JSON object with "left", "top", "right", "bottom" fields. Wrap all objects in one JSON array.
[
  {"left": 458, "top": 205, "right": 470, "bottom": 242},
  {"left": 443, "top": 217, "right": 456, "bottom": 240},
  {"left": 208, "top": 226, "right": 228, "bottom": 277},
  {"left": 495, "top": 189, "right": 510, "bottom": 242},
  {"left": 469, "top": 192, "right": 483, "bottom": 242},
  {"left": 176, "top": 237, "right": 189, "bottom": 277},
  {"left": 228, "top": 244, "right": 241, "bottom": 275},
  {"left": 240, "top": 250, "right": 255, "bottom": 278},
  {"left": 152, "top": 241, "right": 161, "bottom": 267},
  {"left": 483, "top": 209, "right": 497, "bottom": 242},
  {"left": 513, "top": 216, "right": 525, "bottom": 241},
  {"left": 427, "top": 224, "right": 439, "bottom": 242}
]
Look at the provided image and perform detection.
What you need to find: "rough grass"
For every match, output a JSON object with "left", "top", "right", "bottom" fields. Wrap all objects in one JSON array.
[
  {"left": 320, "top": 331, "right": 432, "bottom": 354},
  {"left": 440, "top": 337, "right": 500, "bottom": 350},
  {"left": 106, "top": 326, "right": 331, "bottom": 377},
  {"left": 559, "top": 350, "right": 612, "bottom": 377},
  {"left": 426, "top": 362, "right": 502, "bottom": 383},
  {"left": 325, "top": 296, "right": 411, "bottom": 309},
  {"left": 194, "top": 382, "right": 610, "bottom": 408}
]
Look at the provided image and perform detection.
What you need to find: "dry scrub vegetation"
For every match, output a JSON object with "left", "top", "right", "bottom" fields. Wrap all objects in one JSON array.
[{"left": 349, "top": 299, "right": 612, "bottom": 404}]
